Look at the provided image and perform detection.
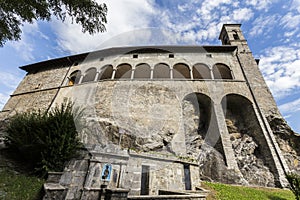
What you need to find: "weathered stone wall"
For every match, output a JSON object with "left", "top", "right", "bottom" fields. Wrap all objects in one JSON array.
[
  {"left": 1, "top": 89, "right": 58, "bottom": 116},
  {"left": 13, "top": 66, "right": 69, "bottom": 95}
]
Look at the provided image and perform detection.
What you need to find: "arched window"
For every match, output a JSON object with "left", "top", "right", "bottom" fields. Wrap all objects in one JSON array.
[
  {"left": 212, "top": 63, "right": 233, "bottom": 79},
  {"left": 173, "top": 63, "right": 191, "bottom": 79},
  {"left": 82, "top": 68, "right": 97, "bottom": 83},
  {"left": 99, "top": 65, "right": 113, "bottom": 80},
  {"left": 68, "top": 70, "right": 81, "bottom": 86},
  {"left": 134, "top": 63, "right": 151, "bottom": 79},
  {"left": 193, "top": 64, "right": 211, "bottom": 79},
  {"left": 115, "top": 63, "right": 132, "bottom": 79},
  {"left": 153, "top": 63, "right": 170, "bottom": 79}
]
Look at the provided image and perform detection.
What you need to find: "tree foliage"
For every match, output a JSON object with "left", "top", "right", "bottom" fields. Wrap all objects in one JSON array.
[
  {"left": 0, "top": 0, "right": 107, "bottom": 46},
  {"left": 4, "top": 102, "right": 83, "bottom": 176},
  {"left": 286, "top": 173, "right": 300, "bottom": 200}
]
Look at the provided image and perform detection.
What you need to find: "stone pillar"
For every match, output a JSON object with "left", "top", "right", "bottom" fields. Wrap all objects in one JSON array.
[
  {"left": 212, "top": 103, "right": 239, "bottom": 170},
  {"left": 252, "top": 106, "right": 289, "bottom": 187},
  {"left": 43, "top": 183, "right": 67, "bottom": 200}
]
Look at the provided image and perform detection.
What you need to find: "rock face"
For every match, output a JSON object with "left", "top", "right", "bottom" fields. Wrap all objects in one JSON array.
[
  {"left": 226, "top": 119, "right": 275, "bottom": 187},
  {"left": 268, "top": 115, "right": 300, "bottom": 173},
  {"left": 98, "top": 120, "right": 176, "bottom": 153},
  {"left": 198, "top": 143, "right": 247, "bottom": 185}
]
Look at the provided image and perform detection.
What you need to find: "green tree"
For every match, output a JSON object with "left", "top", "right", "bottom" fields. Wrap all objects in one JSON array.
[
  {"left": 5, "top": 101, "right": 83, "bottom": 176},
  {"left": 286, "top": 173, "right": 300, "bottom": 200},
  {"left": 0, "top": 0, "right": 107, "bottom": 46}
]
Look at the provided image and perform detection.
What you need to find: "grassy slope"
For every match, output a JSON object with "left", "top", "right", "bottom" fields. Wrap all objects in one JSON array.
[
  {"left": 202, "top": 181, "right": 294, "bottom": 200},
  {"left": 0, "top": 168, "right": 44, "bottom": 200}
]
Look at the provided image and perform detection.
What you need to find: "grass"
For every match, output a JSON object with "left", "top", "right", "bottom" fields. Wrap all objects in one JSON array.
[
  {"left": 202, "top": 181, "right": 294, "bottom": 200},
  {"left": 0, "top": 168, "right": 45, "bottom": 200}
]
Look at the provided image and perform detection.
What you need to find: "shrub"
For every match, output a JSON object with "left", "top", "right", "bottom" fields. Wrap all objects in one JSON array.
[
  {"left": 286, "top": 173, "right": 300, "bottom": 200},
  {"left": 4, "top": 102, "right": 83, "bottom": 176}
]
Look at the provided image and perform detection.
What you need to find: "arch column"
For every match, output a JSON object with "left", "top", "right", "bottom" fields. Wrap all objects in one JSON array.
[
  {"left": 78, "top": 75, "right": 84, "bottom": 84},
  {"left": 252, "top": 105, "right": 290, "bottom": 187},
  {"left": 94, "top": 72, "right": 100, "bottom": 81},
  {"left": 112, "top": 70, "right": 116, "bottom": 80},
  {"left": 212, "top": 103, "right": 239, "bottom": 170}
]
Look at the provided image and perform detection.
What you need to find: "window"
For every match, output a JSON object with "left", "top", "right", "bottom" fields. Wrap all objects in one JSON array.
[
  {"left": 153, "top": 63, "right": 170, "bottom": 79},
  {"left": 173, "top": 63, "right": 191, "bottom": 79},
  {"left": 81, "top": 68, "right": 97, "bottom": 83},
  {"left": 134, "top": 63, "right": 151, "bottom": 79},
  {"left": 193, "top": 64, "right": 211, "bottom": 79},
  {"left": 212, "top": 63, "right": 233, "bottom": 79},
  {"left": 99, "top": 65, "right": 113, "bottom": 80},
  {"left": 68, "top": 70, "right": 81, "bottom": 86},
  {"left": 115, "top": 64, "right": 132, "bottom": 79},
  {"left": 233, "top": 30, "right": 239, "bottom": 40}
]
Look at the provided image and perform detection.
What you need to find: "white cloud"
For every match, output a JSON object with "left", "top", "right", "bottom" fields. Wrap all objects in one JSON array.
[
  {"left": 259, "top": 46, "right": 300, "bottom": 98},
  {"left": 0, "top": 72, "right": 22, "bottom": 89},
  {"left": 292, "top": 0, "right": 300, "bottom": 12},
  {"left": 52, "top": 0, "right": 156, "bottom": 53},
  {"left": 197, "top": 0, "right": 232, "bottom": 16},
  {"left": 279, "top": 98, "right": 300, "bottom": 114},
  {"left": 232, "top": 8, "right": 254, "bottom": 21},
  {"left": 249, "top": 15, "right": 278, "bottom": 37},
  {"left": 7, "top": 22, "right": 40, "bottom": 61},
  {"left": 0, "top": 93, "right": 10, "bottom": 110},
  {"left": 280, "top": 12, "right": 300, "bottom": 29},
  {"left": 245, "top": 0, "right": 273, "bottom": 11}
]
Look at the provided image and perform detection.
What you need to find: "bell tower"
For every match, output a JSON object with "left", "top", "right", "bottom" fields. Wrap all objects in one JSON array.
[
  {"left": 219, "top": 24, "right": 251, "bottom": 53},
  {"left": 219, "top": 24, "right": 290, "bottom": 187}
]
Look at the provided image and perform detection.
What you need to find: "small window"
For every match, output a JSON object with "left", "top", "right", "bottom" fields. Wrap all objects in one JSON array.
[
  {"left": 169, "top": 54, "right": 174, "bottom": 58},
  {"left": 133, "top": 54, "right": 138, "bottom": 58},
  {"left": 233, "top": 33, "right": 239, "bottom": 40},
  {"left": 68, "top": 70, "right": 81, "bottom": 86}
]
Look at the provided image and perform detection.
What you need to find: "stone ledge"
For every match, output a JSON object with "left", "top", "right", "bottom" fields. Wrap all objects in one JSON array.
[{"left": 44, "top": 183, "right": 65, "bottom": 191}]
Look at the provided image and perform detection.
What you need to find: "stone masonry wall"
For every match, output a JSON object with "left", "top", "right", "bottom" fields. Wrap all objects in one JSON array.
[{"left": 13, "top": 66, "right": 69, "bottom": 95}]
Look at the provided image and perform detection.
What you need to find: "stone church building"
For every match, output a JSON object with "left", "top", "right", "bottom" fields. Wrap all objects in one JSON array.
[{"left": 1, "top": 24, "right": 300, "bottom": 199}]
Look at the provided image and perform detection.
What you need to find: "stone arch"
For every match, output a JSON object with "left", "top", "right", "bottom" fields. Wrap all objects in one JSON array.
[
  {"left": 193, "top": 63, "right": 211, "bottom": 79},
  {"left": 68, "top": 70, "right": 81, "bottom": 86},
  {"left": 212, "top": 63, "right": 233, "bottom": 79},
  {"left": 115, "top": 63, "right": 132, "bottom": 79},
  {"left": 134, "top": 63, "right": 151, "bottom": 79},
  {"left": 99, "top": 65, "right": 113, "bottom": 80},
  {"left": 221, "top": 94, "right": 276, "bottom": 187},
  {"left": 82, "top": 67, "right": 97, "bottom": 83},
  {"left": 153, "top": 63, "right": 170, "bottom": 79},
  {"left": 173, "top": 63, "right": 191, "bottom": 79},
  {"left": 182, "top": 93, "right": 223, "bottom": 158}
]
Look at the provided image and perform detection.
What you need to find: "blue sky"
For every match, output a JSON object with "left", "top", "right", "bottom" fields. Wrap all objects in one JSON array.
[{"left": 0, "top": 0, "right": 299, "bottom": 132}]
